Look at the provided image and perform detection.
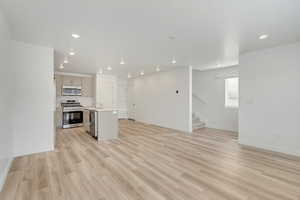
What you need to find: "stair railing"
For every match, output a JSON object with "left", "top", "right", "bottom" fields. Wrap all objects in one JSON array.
[{"left": 192, "top": 93, "right": 206, "bottom": 104}]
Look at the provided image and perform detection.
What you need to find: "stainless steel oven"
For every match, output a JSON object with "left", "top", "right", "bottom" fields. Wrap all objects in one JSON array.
[{"left": 61, "top": 100, "right": 83, "bottom": 128}]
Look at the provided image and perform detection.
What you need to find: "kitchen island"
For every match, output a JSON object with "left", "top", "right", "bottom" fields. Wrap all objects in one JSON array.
[{"left": 84, "top": 108, "right": 119, "bottom": 141}]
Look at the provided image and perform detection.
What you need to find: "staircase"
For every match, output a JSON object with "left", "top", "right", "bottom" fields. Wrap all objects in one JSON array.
[{"left": 192, "top": 112, "right": 205, "bottom": 130}]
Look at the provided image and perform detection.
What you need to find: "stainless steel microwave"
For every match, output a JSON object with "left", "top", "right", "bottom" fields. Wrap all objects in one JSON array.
[{"left": 62, "top": 86, "right": 82, "bottom": 96}]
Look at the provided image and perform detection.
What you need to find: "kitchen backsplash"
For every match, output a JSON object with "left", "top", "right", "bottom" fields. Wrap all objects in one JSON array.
[{"left": 56, "top": 96, "right": 95, "bottom": 108}]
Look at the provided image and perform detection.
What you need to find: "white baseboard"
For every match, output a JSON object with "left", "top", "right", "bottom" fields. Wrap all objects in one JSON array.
[
  {"left": 205, "top": 124, "right": 238, "bottom": 133},
  {"left": 0, "top": 158, "right": 13, "bottom": 192},
  {"left": 238, "top": 140, "right": 300, "bottom": 157},
  {"left": 14, "top": 145, "right": 54, "bottom": 158}
]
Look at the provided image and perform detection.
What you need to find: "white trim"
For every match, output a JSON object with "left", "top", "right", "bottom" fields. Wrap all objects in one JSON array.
[
  {"left": 225, "top": 105, "right": 239, "bottom": 109},
  {"left": 55, "top": 71, "right": 94, "bottom": 78},
  {"left": 193, "top": 64, "right": 239, "bottom": 72},
  {"left": 215, "top": 69, "right": 239, "bottom": 79},
  {"left": 0, "top": 158, "right": 13, "bottom": 192},
  {"left": 239, "top": 140, "right": 300, "bottom": 157}
]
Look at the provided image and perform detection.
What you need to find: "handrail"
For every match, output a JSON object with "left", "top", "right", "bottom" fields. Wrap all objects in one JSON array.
[{"left": 192, "top": 93, "right": 206, "bottom": 104}]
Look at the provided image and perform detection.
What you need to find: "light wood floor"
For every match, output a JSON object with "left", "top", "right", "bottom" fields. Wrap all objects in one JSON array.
[{"left": 1, "top": 120, "right": 300, "bottom": 200}]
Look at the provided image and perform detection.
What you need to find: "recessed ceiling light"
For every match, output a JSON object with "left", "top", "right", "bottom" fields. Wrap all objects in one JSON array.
[
  {"left": 69, "top": 51, "right": 75, "bottom": 56},
  {"left": 156, "top": 66, "right": 160, "bottom": 72},
  {"left": 63, "top": 58, "right": 69, "bottom": 64},
  {"left": 59, "top": 64, "right": 64, "bottom": 69},
  {"left": 140, "top": 71, "right": 144, "bottom": 76},
  {"left": 259, "top": 34, "right": 269, "bottom": 40},
  {"left": 107, "top": 66, "right": 112, "bottom": 71},
  {"left": 120, "top": 58, "right": 125, "bottom": 65},
  {"left": 171, "top": 58, "right": 176, "bottom": 64},
  {"left": 72, "top": 34, "right": 80, "bottom": 39},
  {"left": 127, "top": 73, "right": 131, "bottom": 78},
  {"left": 98, "top": 69, "right": 103, "bottom": 74}
]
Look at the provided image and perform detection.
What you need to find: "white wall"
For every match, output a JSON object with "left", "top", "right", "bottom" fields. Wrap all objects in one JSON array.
[
  {"left": 193, "top": 67, "right": 239, "bottom": 132},
  {"left": 239, "top": 42, "right": 300, "bottom": 156},
  {"left": 128, "top": 66, "right": 192, "bottom": 132},
  {"left": 0, "top": 10, "right": 13, "bottom": 191},
  {"left": 11, "top": 41, "right": 55, "bottom": 157}
]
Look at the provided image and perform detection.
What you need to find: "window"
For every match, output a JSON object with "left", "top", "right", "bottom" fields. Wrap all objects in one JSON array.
[{"left": 225, "top": 77, "right": 239, "bottom": 108}]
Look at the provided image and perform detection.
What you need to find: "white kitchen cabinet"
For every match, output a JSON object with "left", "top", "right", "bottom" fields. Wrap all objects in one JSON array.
[
  {"left": 62, "top": 75, "right": 72, "bottom": 86},
  {"left": 97, "top": 110, "right": 119, "bottom": 140},
  {"left": 117, "top": 79, "right": 128, "bottom": 119},
  {"left": 127, "top": 80, "right": 135, "bottom": 120},
  {"left": 86, "top": 108, "right": 119, "bottom": 141},
  {"left": 72, "top": 76, "right": 82, "bottom": 87},
  {"left": 55, "top": 75, "right": 63, "bottom": 97},
  {"left": 81, "top": 77, "right": 94, "bottom": 97},
  {"left": 95, "top": 74, "right": 117, "bottom": 109},
  {"left": 55, "top": 74, "right": 95, "bottom": 97},
  {"left": 83, "top": 109, "right": 90, "bottom": 132},
  {"left": 62, "top": 76, "right": 82, "bottom": 87},
  {"left": 55, "top": 109, "right": 62, "bottom": 128}
]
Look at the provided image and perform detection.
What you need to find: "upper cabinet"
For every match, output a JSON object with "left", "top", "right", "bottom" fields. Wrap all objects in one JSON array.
[
  {"left": 81, "top": 76, "right": 95, "bottom": 97},
  {"left": 55, "top": 74, "right": 63, "bottom": 97},
  {"left": 62, "top": 76, "right": 82, "bottom": 87},
  {"left": 55, "top": 74, "right": 95, "bottom": 97}
]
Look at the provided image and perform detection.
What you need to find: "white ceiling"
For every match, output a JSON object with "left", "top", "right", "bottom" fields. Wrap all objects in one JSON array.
[{"left": 1, "top": 0, "right": 300, "bottom": 78}]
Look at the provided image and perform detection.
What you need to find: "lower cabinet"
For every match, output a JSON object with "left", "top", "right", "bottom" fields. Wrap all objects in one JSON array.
[
  {"left": 83, "top": 110, "right": 90, "bottom": 133},
  {"left": 55, "top": 109, "right": 62, "bottom": 128},
  {"left": 81, "top": 77, "right": 94, "bottom": 97}
]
